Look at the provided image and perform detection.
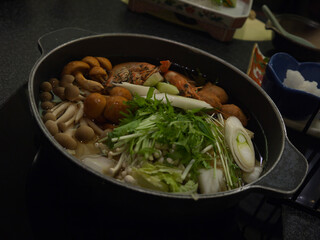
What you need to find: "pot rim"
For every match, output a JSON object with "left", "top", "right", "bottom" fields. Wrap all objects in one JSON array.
[{"left": 28, "top": 32, "right": 287, "bottom": 199}]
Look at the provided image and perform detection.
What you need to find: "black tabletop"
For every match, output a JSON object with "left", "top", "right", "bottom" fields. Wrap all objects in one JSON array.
[{"left": 1, "top": 0, "right": 319, "bottom": 239}]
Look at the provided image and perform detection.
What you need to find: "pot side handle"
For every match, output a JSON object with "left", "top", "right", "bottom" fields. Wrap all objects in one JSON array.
[
  {"left": 250, "top": 137, "right": 308, "bottom": 196},
  {"left": 38, "top": 27, "right": 97, "bottom": 55}
]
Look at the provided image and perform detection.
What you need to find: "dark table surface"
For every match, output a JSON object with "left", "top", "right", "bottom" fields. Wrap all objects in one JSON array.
[{"left": 1, "top": 0, "right": 320, "bottom": 239}]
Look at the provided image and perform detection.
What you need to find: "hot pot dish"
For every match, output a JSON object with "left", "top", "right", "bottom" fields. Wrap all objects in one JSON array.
[{"left": 29, "top": 33, "right": 307, "bottom": 203}]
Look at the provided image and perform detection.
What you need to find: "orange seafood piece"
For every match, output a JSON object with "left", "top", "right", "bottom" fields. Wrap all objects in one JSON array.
[
  {"left": 221, "top": 104, "right": 248, "bottom": 127},
  {"left": 159, "top": 60, "right": 171, "bottom": 74},
  {"left": 164, "top": 71, "right": 200, "bottom": 99},
  {"left": 107, "top": 62, "right": 158, "bottom": 86},
  {"left": 198, "top": 91, "right": 222, "bottom": 110},
  {"left": 198, "top": 82, "right": 229, "bottom": 104}
]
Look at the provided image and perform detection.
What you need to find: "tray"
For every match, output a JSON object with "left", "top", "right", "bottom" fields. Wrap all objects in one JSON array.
[{"left": 127, "top": 0, "right": 253, "bottom": 41}]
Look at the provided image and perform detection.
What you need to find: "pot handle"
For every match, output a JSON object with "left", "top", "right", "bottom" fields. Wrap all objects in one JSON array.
[
  {"left": 38, "top": 27, "right": 97, "bottom": 55},
  {"left": 250, "top": 136, "right": 308, "bottom": 196}
]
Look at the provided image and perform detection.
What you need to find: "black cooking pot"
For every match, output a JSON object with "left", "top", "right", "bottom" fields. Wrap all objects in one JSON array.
[{"left": 28, "top": 28, "right": 308, "bottom": 219}]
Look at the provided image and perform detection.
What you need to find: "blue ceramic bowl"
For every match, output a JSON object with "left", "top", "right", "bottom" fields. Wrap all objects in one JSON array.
[{"left": 262, "top": 52, "right": 320, "bottom": 121}]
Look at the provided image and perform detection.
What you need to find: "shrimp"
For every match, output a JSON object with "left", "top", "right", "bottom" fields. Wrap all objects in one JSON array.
[
  {"left": 107, "top": 62, "right": 158, "bottom": 86},
  {"left": 164, "top": 70, "right": 200, "bottom": 99}
]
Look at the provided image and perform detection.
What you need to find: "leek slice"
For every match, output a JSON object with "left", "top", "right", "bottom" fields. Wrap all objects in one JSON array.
[
  {"left": 224, "top": 116, "right": 255, "bottom": 172},
  {"left": 156, "top": 82, "right": 179, "bottom": 95},
  {"left": 113, "top": 82, "right": 160, "bottom": 96},
  {"left": 148, "top": 93, "right": 213, "bottom": 110},
  {"left": 143, "top": 72, "right": 163, "bottom": 86}
]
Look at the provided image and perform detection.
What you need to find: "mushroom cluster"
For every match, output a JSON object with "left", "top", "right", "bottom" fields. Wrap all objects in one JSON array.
[
  {"left": 40, "top": 56, "right": 132, "bottom": 151},
  {"left": 61, "top": 56, "right": 112, "bottom": 92}
]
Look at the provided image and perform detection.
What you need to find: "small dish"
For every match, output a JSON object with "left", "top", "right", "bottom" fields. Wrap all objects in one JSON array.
[
  {"left": 262, "top": 52, "right": 320, "bottom": 121},
  {"left": 265, "top": 14, "right": 320, "bottom": 62}
]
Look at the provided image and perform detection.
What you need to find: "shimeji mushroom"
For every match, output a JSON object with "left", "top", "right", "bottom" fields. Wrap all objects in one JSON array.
[
  {"left": 53, "top": 86, "right": 66, "bottom": 100},
  {"left": 41, "top": 101, "right": 55, "bottom": 110},
  {"left": 64, "top": 84, "right": 85, "bottom": 102},
  {"left": 54, "top": 127, "right": 77, "bottom": 150},
  {"left": 58, "top": 102, "right": 85, "bottom": 132},
  {"left": 75, "top": 118, "right": 95, "bottom": 143},
  {"left": 48, "top": 77, "right": 60, "bottom": 88},
  {"left": 40, "top": 81, "right": 52, "bottom": 92},
  {"left": 45, "top": 103, "right": 77, "bottom": 135},
  {"left": 40, "top": 91, "right": 53, "bottom": 102},
  {"left": 43, "top": 101, "right": 72, "bottom": 122},
  {"left": 74, "top": 101, "right": 84, "bottom": 123},
  {"left": 62, "top": 60, "right": 104, "bottom": 92},
  {"left": 59, "top": 74, "right": 75, "bottom": 88},
  {"left": 85, "top": 118, "right": 105, "bottom": 136},
  {"left": 58, "top": 114, "right": 76, "bottom": 132}
]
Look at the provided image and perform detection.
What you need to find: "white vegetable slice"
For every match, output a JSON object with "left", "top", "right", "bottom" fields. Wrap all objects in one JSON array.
[
  {"left": 147, "top": 93, "right": 213, "bottom": 110},
  {"left": 242, "top": 164, "right": 263, "bottom": 183},
  {"left": 113, "top": 82, "right": 159, "bottom": 96},
  {"left": 143, "top": 72, "right": 164, "bottom": 86},
  {"left": 224, "top": 116, "right": 255, "bottom": 172},
  {"left": 198, "top": 168, "right": 225, "bottom": 194},
  {"left": 156, "top": 82, "right": 179, "bottom": 95},
  {"left": 81, "top": 155, "right": 115, "bottom": 176}
]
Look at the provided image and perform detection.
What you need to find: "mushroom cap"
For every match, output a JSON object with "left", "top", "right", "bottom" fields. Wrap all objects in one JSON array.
[
  {"left": 58, "top": 120, "right": 74, "bottom": 133},
  {"left": 96, "top": 57, "right": 112, "bottom": 71},
  {"left": 49, "top": 78, "right": 60, "bottom": 88},
  {"left": 83, "top": 92, "right": 107, "bottom": 119},
  {"left": 60, "top": 74, "right": 75, "bottom": 87},
  {"left": 41, "top": 101, "right": 55, "bottom": 110},
  {"left": 40, "top": 81, "right": 53, "bottom": 92},
  {"left": 40, "top": 91, "right": 53, "bottom": 102},
  {"left": 53, "top": 86, "right": 65, "bottom": 100},
  {"left": 103, "top": 95, "right": 129, "bottom": 124},
  {"left": 65, "top": 85, "right": 80, "bottom": 101},
  {"left": 75, "top": 125, "right": 95, "bottom": 143},
  {"left": 61, "top": 61, "right": 90, "bottom": 76},
  {"left": 54, "top": 133, "right": 77, "bottom": 150},
  {"left": 43, "top": 112, "right": 56, "bottom": 122},
  {"left": 109, "top": 86, "right": 132, "bottom": 100},
  {"left": 45, "top": 120, "right": 59, "bottom": 136},
  {"left": 89, "top": 66, "right": 108, "bottom": 82},
  {"left": 82, "top": 56, "right": 100, "bottom": 67}
]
